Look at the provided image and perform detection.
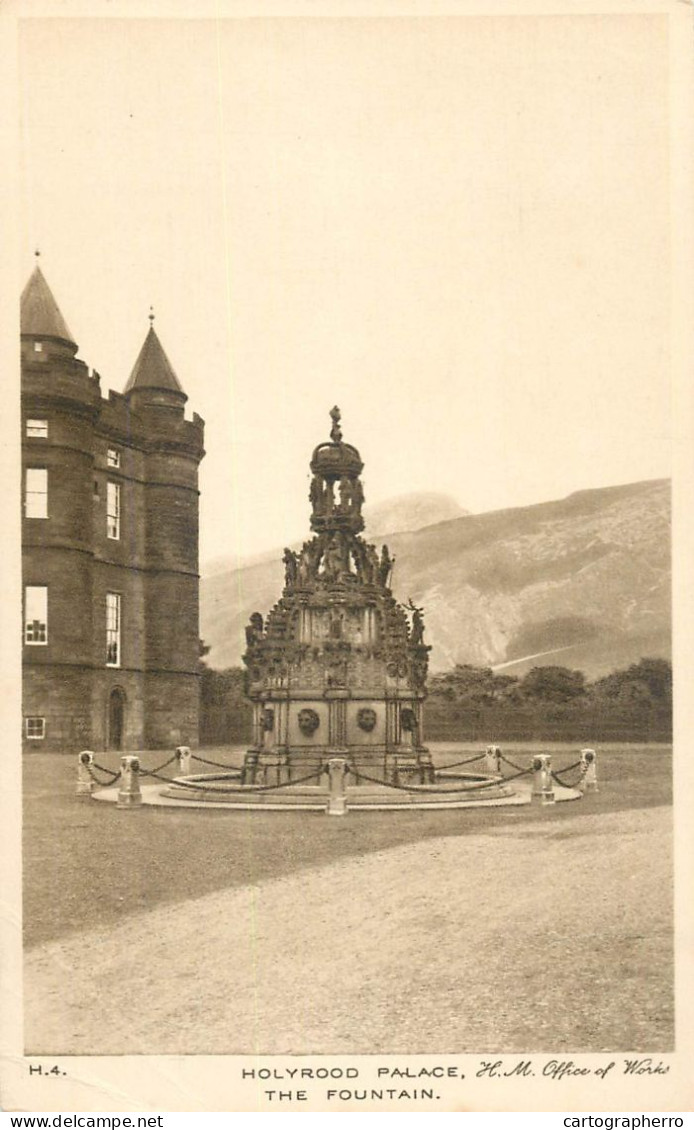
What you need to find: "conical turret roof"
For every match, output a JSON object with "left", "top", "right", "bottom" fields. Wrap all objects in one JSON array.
[
  {"left": 124, "top": 324, "right": 185, "bottom": 396},
  {"left": 21, "top": 264, "right": 75, "bottom": 345}
]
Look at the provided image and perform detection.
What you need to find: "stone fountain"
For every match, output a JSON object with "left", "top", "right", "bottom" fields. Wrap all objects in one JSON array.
[
  {"left": 241, "top": 405, "right": 434, "bottom": 788},
  {"left": 101, "top": 408, "right": 584, "bottom": 812}
]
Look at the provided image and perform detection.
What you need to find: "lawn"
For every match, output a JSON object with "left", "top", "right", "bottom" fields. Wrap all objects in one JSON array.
[
  {"left": 23, "top": 742, "right": 671, "bottom": 949},
  {"left": 22, "top": 743, "right": 674, "bottom": 1055}
]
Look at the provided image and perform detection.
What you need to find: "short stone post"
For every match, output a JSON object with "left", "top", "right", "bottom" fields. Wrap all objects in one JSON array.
[
  {"left": 531, "top": 754, "right": 555, "bottom": 806},
  {"left": 175, "top": 745, "right": 192, "bottom": 775},
  {"left": 326, "top": 757, "right": 348, "bottom": 817},
  {"left": 276, "top": 750, "right": 291, "bottom": 785},
  {"left": 580, "top": 748, "right": 598, "bottom": 793},
  {"left": 242, "top": 751, "right": 259, "bottom": 786},
  {"left": 485, "top": 745, "right": 502, "bottom": 774},
  {"left": 117, "top": 755, "right": 142, "bottom": 809},
  {"left": 76, "top": 750, "right": 95, "bottom": 796},
  {"left": 417, "top": 749, "right": 435, "bottom": 785}
]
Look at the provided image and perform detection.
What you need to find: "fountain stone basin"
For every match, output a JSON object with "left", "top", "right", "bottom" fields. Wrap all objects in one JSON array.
[{"left": 159, "top": 767, "right": 514, "bottom": 807}]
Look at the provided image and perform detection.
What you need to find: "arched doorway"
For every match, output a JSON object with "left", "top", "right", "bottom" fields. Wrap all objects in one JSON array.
[{"left": 108, "top": 688, "right": 126, "bottom": 750}]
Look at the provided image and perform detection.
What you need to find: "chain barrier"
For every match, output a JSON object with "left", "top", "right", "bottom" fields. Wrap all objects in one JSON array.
[
  {"left": 551, "top": 765, "right": 587, "bottom": 790},
  {"left": 191, "top": 752, "right": 242, "bottom": 770},
  {"left": 89, "top": 753, "right": 177, "bottom": 785},
  {"left": 87, "top": 762, "right": 121, "bottom": 787},
  {"left": 141, "top": 767, "right": 186, "bottom": 785},
  {"left": 92, "top": 759, "right": 119, "bottom": 776},
  {"left": 139, "top": 754, "right": 178, "bottom": 778},
  {"left": 435, "top": 752, "right": 487, "bottom": 772},
  {"left": 555, "top": 759, "right": 584, "bottom": 775},
  {"left": 494, "top": 752, "right": 589, "bottom": 790},
  {"left": 87, "top": 750, "right": 586, "bottom": 794},
  {"left": 490, "top": 766, "right": 534, "bottom": 785},
  {"left": 351, "top": 765, "right": 531, "bottom": 794},
  {"left": 141, "top": 767, "right": 185, "bottom": 785},
  {"left": 499, "top": 752, "right": 529, "bottom": 773}
]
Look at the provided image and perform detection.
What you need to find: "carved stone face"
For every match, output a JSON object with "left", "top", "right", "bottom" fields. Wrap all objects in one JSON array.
[
  {"left": 298, "top": 708, "right": 320, "bottom": 736},
  {"left": 357, "top": 707, "right": 377, "bottom": 733}
]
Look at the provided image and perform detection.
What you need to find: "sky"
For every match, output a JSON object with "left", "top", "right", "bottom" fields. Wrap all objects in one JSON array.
[{"left": 17, "top": 12, "right": 672, "bottom": 567}]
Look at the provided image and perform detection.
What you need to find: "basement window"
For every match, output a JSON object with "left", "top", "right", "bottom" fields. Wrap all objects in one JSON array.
[{"left": 25, "top": 717, "right": 46, "bottom": 740}]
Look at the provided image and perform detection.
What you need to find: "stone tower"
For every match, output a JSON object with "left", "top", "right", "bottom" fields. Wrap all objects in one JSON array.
[
  {"left": 122, "top": 319, "right": 205, "bottom": 748},
  {"left": 242, "top": 407, "right": 432, "bottom": 784},
  {"left": 21, "top": 262, "right": 205, "bottom": 751}
]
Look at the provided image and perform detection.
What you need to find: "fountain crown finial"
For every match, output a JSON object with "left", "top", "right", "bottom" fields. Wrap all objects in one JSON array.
[
  {"left": 330, "top": 405, "right": 342, "bottom": 443},
  {"left": 309, "top": 406, "right": 364, "bottom": 532},
  {"left": 310, "top": 406, "right": 363, "bottom": 479}
]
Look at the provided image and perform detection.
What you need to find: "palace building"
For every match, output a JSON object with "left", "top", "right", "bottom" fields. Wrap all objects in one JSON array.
[{"left": 21, "top": 262, "right": 205, "bottom": 752}]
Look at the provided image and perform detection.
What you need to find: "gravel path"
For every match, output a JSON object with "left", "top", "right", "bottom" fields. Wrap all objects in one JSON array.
[{"left": 25, "top": 806, "right": 673, "bottom": 1055}]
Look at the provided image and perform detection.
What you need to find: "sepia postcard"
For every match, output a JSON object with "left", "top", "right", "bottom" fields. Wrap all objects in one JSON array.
[{"left": 1, "top": 0, "right": 693, "bottom": 1115}]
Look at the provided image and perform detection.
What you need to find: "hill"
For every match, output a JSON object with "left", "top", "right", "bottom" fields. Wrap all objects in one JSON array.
[
  {"left": 362, "top": 492, "right": 467, "bottom": 538},
  {"left": 199, "top": 479, "right": 670, "bottom": 677},
  {"left": 202, "top": 491, "right": 466, "bottom": 578}
]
